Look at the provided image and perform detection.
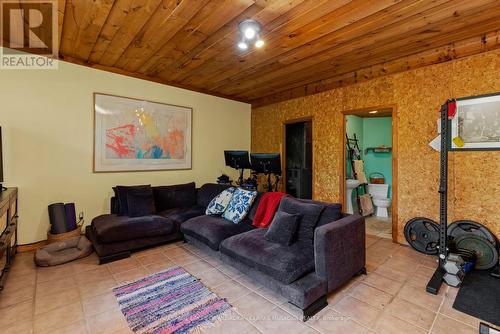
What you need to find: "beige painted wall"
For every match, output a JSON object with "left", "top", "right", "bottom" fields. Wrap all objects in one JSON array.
[
  {"left": 252, "top": 49, "right": 500, "bottom": 243},
  {"left": 0, "top": 58, "right": 251, "bottom": 244}
]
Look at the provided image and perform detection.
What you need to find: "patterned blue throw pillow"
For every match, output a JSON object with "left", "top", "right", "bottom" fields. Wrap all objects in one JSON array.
[
  {"left": 222, "top": 188, "right": 258, "bottom": 224},
  {"left": 205, "top": 187, "right": 236, "bottom": 215}
]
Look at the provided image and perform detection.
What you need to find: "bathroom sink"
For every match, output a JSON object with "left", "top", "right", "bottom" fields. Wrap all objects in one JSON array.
[
  {"left": 346, "top": 179, "right": 361, "bottom": 190},
  {"left": 345, "top": 179, "right": 361, "bottom": 214}
]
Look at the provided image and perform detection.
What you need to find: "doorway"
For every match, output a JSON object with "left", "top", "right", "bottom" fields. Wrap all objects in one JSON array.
[
  {"left": 284, "top": 119, "right": 313, "bottom": 199},
  {"left": 341, "top": 107, "right": 398, "bottom": 242}
]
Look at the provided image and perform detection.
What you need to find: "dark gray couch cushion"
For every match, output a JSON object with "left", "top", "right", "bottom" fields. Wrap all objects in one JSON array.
[
  {"left": 298, "top": 199, "right": 342, "bottom": 227},
  {"left": 278, "top": 197, "right": 324, "bottom": 245},
  {"left": 180, "top": 215, "right": 254, "bottom": 250},
  {"left": 153, "top": 182, "right": 197, "bottom": 212},
  {"left": 91, "top": 214, "right": 175, "bottom": 244},
  {"left": 220, "top": 229, "right": 315, "bottom": 284},
  {"left": 159, "top": 205, "right": 205, "bottom": 227},
  {"left": 196, "top": 184, "right": 231, "bottom": 208},
  {"left": 264, "top": 211, "right": 301, "bottom": 246}
]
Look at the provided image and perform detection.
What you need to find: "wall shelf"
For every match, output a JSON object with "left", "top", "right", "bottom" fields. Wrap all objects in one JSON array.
[{"left": 364, "top": 146, "right": 392, "bottom": 154}]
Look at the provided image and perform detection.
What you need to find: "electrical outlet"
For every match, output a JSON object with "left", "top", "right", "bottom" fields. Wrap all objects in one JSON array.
[{"left": 79, "top": 212, "right": 84, "bottom": 220}]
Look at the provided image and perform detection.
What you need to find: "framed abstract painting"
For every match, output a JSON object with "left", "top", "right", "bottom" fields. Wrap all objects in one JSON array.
[{"left": 94, "top": 93, "right": 192, "bottom": 172}]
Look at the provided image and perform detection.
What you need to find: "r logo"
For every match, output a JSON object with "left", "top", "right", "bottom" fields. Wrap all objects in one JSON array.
[{"left": 1, "top": 1, "right": 56, "bottom": 55}]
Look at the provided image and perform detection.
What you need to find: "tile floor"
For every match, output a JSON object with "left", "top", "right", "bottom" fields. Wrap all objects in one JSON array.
[
  {"left": 365, "top": 216, "right": 392, "bottom": 239},
  {"left": 0, "top": 236, "right": 492, "bottom": 334}
]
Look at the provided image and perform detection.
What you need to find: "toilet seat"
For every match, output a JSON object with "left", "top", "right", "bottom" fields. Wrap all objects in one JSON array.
[{"left": 373, "top": 197, "right": 391, "bottom": 207}]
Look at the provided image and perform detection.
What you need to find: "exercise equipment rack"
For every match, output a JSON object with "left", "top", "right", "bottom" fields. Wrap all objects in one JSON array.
[
  {"left": 426, "top": 99, "right": 456, "bottom": 295},
  {"left": 346, "top": 133, "right": 367, "bottom": 215}
]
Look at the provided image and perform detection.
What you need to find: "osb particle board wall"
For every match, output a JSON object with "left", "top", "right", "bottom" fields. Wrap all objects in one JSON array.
[{"left": 252, "top": 49, "right": 500, "bottom": 243}]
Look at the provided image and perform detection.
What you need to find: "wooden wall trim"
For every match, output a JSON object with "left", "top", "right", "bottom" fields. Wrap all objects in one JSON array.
[
  {"left": 250, "top": 31, "right": 500, "bottom": 108},
  {"left": 17, "top": 240, "right": 47, "bottom": 253}
]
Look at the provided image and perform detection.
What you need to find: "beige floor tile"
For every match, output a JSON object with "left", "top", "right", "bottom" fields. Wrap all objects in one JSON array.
[
  {"left": 0, "top": 299, "right": 33, "bottom": 327},
  {"left": 35, "top": 287, "right": 80, "bottom": 315},
  {"left": 183, "top": 259, "right": 214, "bottom": 276},
  {"left": 106, "top": 258, "right": 140, "bottom": 275},
  {"left": 4, "top": 320, "right": 34, "bottom": 334},
  {"left": 326, "top": 289, "right": 347, "bottom": 306},
  {"left": 440, "top": 288, "right": 481, "bottom": 328},
  {"left": 196, "top": 268, "right": 230, "bottom": 288},
  {"left": 86, "top": 308, "right": 129, "bottom": 334},
  {"left": 212, "top": 280, "right": 251, "bottom": 303},
  {"left": 256, "top": 286, "right": 289, "bottom": 305},
  {"left": 3, "top": 271, "right": 36, "bottom": 290},
  {"left": 397, "top": 283, "right": 444, "bottom": 312},
  {"left": 36, "top": 276, "right": 78, "bottom": 298},
  {"left": 234, "top": 274, "right": 263, "bottom": 291},
  {"left": 406, "top": 272, "right": 432, "bottom": 289},
  {"left": 431, "top": 314, "right": 477, "bottom": 334},
  {"left": 112, "top": 268, "right": 148, "bottom": 285},
  {"left": 309, "top": 308, "right": 368, "bottom": 334},
  {"left": 349, "top": 283, "right": 393, "bottom": 309},
  {"left": 217, "top": 264, "right": 244, "bottom": 278},
  {"left": 71, "top": 254, "right": 100, "bottom": 274},
  {"left": 45, "top": 320, "right": 88, "bottom": 334},
  {"left": 373, "top": 312, "right": 427, "bottom": 334},
  {"left": 170, "top": 253, "right": 202, "bottom": 266},
  {"left": 9, "top": 260, "right": 37, "bottom": 276},
  {"left": 374, "top": 264, "right": 412, "bottom": 282},
  {"left": 384, "top": 297, "right": 436, "bottom": 330},
  {"left": 36, "top": 264, "right": 76, "bottom": 283},
  {"left": 163, "top": 247, "right": 193, "bottom": 260},
  {"left": 201, "top": 314, "right": 256, "bottom": 334},
  {"left": 75, "top": 267, "right": 112, "bottom": 285},
  {"left": 134, "top": 251, "right": 171, "bottom": 266},
  {"left": 232, "top": 292, "right": 277, "bottom": 321},
  {"left": 78, "top": 277, "right": 117, "bottom": 300},
  {"left": 33, "top": 301, "right": 83, "bottom": 334},
  {"left": 362, "top": 272, "right": 403, "bottom": 295},
  {"left": 332, "top": 296, "right": 382, "bottom": 327},
  {"left": 82, "top": 291, "right": 120, "bottom": 317},
  {"left": 0, "top": 284, "right": 35, "bottom": 308},
  {"left": 254, "top": 307, "right": 318, "bottom": 334},
  {"left": 142, "top": 261, "right": 176, "bottom": 274}
]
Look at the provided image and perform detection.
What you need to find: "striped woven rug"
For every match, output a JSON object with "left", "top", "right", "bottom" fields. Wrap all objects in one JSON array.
[{"left": 113, "top": 266, "right": 231, "bottom": 334}]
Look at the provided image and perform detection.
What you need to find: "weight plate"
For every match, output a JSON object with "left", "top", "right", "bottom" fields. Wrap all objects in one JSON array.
[
  {"left": 454, "top": 235, "right": 499, "bottom": 270},
  {"left": 404, "top": 217, "right": 440, "bottom": 255},
  {"left": 449, "top": 220, "right": 497, "bottom": 246}
]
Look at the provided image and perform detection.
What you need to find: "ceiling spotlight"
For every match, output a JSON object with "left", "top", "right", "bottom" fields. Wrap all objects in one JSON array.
[
  {"left": 238, "top": 19, "right": 263, "bottom": 50},
  {"left": 244, "top": 28, "right": 256, "bottom": 39},
  {"left": 237, "top": 41, "right": 248, "bottom": 50},
  {"left": 369, "top": 110, "right": 378, "bottom": 114}
]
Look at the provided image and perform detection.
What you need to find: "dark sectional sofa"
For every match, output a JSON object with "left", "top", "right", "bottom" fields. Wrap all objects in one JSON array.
[{"left": 87, "top": 182, "right": 365, "bottom": 320}]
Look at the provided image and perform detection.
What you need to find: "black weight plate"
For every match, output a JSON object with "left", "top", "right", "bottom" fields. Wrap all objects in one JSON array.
[
  {"left": 449, "top": 220, "right": 497, "bottom": 246},
  {"left": 454, "top": 235, "right": 499, "bottom": 270},
  {"left": 404, "top": 217, "right": 440, "bottom": 255}
]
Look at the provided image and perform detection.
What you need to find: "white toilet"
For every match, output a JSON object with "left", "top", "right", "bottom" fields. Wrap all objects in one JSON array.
[{"left": 367, "top": 183, "right": 391, "bottom": 218}]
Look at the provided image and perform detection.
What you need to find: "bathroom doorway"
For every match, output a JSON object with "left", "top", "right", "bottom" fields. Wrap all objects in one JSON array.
[
  {"left": 340, "top": 107, "right": 398, "bottom": 242},
  {"left": 283, "top": 118, "right": 313, "bottom": 199}
]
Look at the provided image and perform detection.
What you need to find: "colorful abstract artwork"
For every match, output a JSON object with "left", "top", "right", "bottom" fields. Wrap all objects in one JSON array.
[{"left": 94, "top": 93, "right": 192, "bottom": 172}]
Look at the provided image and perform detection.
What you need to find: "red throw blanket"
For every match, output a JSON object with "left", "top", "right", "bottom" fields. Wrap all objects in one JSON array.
[{"left": 252, "top": 192, "right": 289, "bottom": 228}]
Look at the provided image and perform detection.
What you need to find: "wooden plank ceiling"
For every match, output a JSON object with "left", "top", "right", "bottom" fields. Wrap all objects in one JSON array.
[{"left": 53, "top": 0, "right": 500, "bottom": 106}]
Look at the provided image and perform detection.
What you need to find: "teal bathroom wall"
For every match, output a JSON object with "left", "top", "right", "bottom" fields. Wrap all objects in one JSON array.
[
  {"left": 345, "top": 115, "right": 363, "bottom": 179},
  {"left": 345, "top": 116, "right": 392, "bottom": 198},
  {"left": 363, "top": 117, "right": 392, "bottom": 198}
]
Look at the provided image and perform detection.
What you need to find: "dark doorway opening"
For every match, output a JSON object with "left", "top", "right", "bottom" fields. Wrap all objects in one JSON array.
[{"left": 285, "top": 120, "right": 313, "bottom": 199}]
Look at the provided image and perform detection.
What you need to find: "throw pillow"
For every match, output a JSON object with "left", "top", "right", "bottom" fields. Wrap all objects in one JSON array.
[
  {"left": 277, "top": 196, "right": 325, "bottom": 244},
  {"left": 115, "top": 185, "right": 151, "bottom": 216},
  {"left": 126, "top": 186, "right": 156, "bottom": 218},
  {"left": 222, "top": 188, "right": 258, "bottom": 224},
  {"left": 206, "top": 187, "right": 236, "bottom": 215},
  {"left": 152, "top": 182, "right": 197, "bottom": 212},
  {"left": 264, "top": 211, "right": 301, "bottom": 246}
]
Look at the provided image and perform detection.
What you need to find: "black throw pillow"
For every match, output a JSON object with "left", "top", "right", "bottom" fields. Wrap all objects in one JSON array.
[
  {"left": 152, "top": 182, "right": 197, "bottom": 212},
  {"left": 277, "top": 196, "right": 325, "bottom": 245},
  {"left": 265, "top": 211, "right": 301, "bottom": 246},
  {"left": 115, "top": 185, "right": 151, "bottom": 216},
  {"left": 126, "top": 186, "right": 156, "bottom": 218}
]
